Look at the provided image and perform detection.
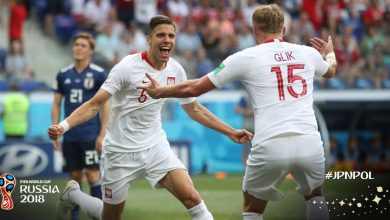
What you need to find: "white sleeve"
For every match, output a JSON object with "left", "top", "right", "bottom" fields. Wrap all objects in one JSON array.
[
  {"left": 175, "top": 64, "right": 196, "bottom": 105},
  {"left": 309, "top": 47, "right": 330, "bottom": 77},
  {"left": 207, "top": 52, "right": 246, "bottom": 88},
  {"left": 100, "top": 63, "right": 124, "bottom": 95}
]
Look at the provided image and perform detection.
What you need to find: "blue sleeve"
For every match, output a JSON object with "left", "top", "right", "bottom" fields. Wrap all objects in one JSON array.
[{"left": 53, "top": 72, "right": 64, "bottom": 94}]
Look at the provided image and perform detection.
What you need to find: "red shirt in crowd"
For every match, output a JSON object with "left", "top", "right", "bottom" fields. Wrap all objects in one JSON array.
[{"left": 9, "top": 2, "right": 27, "bottom": 41}]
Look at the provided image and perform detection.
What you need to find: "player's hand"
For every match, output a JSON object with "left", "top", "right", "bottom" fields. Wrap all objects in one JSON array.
[
  {"left": 310, "top": 36, "right": 334, "bottom": 58},
  {"left": 229, "top": 129, "right": 253, "bottom": 144},
  {"left": 95, "top": 135, "right": 104, "bottom": 154},
  {"left": 52, "top": 140, "right": 62, "bottom": 151},
  {"left": 137, "top": 73, "right": 162, "bottom": 98},
  {"left": 48, "top": 125, "right": 64, "bottom": 141}
]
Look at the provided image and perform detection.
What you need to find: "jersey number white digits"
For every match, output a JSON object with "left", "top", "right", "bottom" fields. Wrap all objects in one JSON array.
[
  {"left": 271, "top": 64, "right": 307, "bottom": 101},
  {"left": 70, "top": 89, "right": 83, "bottom": 103},
  {"left": 85, "top": 150, "right": 99, "bottom": 165}
]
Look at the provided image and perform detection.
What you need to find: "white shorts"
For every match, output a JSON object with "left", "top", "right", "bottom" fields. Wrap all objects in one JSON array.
[
  {"left": 101, "top": 141, "right": 186, "bottom": 204},
  {"left": 243, "top": 133, "right": 325, "bottom": 201}
]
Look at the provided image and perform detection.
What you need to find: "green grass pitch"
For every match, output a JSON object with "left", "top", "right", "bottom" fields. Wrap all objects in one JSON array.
[{"left": 2, "top": 174, "right": 388, "bottom": 220}]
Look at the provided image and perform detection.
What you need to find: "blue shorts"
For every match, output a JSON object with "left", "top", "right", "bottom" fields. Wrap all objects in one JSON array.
[{"left": 62, "top": 141, "right": 100, "bottom": 172}]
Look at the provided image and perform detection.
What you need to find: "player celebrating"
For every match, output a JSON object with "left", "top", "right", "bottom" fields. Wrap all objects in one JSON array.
[
  {"left": 51, "top": 32, "right": 109, "bottom": 220},
  {"left": 140, "top": 5, "right": 337, "bottom": 220},
  {"left": 49, "top": 15, "right": 252, "bottom": 220}
]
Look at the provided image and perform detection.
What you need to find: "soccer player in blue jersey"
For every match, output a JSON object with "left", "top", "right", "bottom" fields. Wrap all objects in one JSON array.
[{"left": 51, "top": 32, "right": 109, "bottom": 220}]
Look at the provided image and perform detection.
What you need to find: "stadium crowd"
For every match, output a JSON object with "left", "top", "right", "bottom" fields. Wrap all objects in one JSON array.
[
  {"left": 0, "top": 0, "right": 389, "bottom": 173},
  {"left": 0, "top": 0, "right": 390, "bottom": 90}
]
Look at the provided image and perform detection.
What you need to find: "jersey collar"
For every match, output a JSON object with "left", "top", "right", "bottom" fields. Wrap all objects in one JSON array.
[
  {"left": 141, "top": 51, "right": 167, "bottom": 70},
  {"left": 141, "top": 51, "right": 154, "bottom": 68},
  {"left": 263, "top": 38, "right": 285, "bottom": 43}
]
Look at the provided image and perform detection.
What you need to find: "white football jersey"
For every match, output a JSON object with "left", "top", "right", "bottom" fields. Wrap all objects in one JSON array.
[
  {"left": 208, "top": 39, "right": 329, "bottom": 146},
  {"left": 101, "top": 52, "right": 195, "bottom": 152}
]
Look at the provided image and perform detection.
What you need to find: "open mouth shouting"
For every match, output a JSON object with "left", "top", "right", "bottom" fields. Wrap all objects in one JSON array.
[{"left": 160, "top": 46, "right": 171, "bottom": 59}]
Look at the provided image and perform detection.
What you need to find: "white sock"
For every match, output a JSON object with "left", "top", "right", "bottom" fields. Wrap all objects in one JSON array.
[
  {"left": 243, "top": 212, "right": 263, "bottom": 220},
  {"left": 305, "top": 196, "right": 329, "bottom": 220},
  {"left": 69, "top": 189, "right": 103, "bottom": 220},
  {"left": 188, "top": 200, "right": 214, "bottom": 220}
]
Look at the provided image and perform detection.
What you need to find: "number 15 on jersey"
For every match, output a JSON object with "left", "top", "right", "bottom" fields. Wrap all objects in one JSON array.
[{"left": 271, "top": 64, "right": 307, "bottom": 101}]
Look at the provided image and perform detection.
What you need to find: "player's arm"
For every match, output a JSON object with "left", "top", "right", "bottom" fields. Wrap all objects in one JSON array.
[
  {"left": 181, "top": 101, "right": 253, "bottom": 144},
  {"left": 140, "top": 74, "right": 216, "bottom": 98},
  {"left": 310, "top": 36, "right": 337, "bottom": 78},
  {"left": 95, "top": 101, "right": 109, "bottom": 153},
  {"left": 51, "top": 93, "right": 63, "bottom": 150},
  {"left": 48, "top": 89, "right": 112, "bottom": 141}
]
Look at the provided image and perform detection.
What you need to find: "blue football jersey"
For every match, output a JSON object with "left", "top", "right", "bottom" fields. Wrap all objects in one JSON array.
[{"left": 53, "top": 63, "right": 107, "bottom": 142}]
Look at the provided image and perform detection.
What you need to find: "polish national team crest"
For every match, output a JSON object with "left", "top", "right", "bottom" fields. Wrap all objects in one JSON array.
[
  {"left": 167, "top": 77, "right": 175, "bottom": 85},
  {"left": 84, "top": 72, "right": 95, "bottom": 89},
  {"left": 104, "top": 187, "right": 112, "bottom": 199}
]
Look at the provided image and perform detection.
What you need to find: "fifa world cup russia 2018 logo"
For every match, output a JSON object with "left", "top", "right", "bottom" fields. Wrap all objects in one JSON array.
[{"left": 0, "top": 173, "right": 16, "bottom": 210}]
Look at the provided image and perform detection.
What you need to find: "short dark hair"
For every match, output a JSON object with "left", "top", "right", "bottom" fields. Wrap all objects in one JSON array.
[
  {"left": 73, "top": 32, "right": 95, "bottom": 50},
  {"left": 148, "top": 15, "right": 176, "bottom": 34}
]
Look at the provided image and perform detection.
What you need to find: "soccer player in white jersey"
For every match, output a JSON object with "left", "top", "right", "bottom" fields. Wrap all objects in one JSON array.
[
  {"left": 48, "top": 15, "right": 252, "bottom": 220},
  {"left": 139, "top": 4, "right": 337, "bottom": 220}
]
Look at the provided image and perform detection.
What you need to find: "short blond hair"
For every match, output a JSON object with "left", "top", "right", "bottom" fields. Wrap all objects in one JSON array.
[{"left": 252, "top": 4, "right": 284, "bottom": 34}]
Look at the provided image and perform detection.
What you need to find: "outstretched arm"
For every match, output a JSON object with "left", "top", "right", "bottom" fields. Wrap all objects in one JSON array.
[
  {"left": 310, "top": 35, "right": 337, "bottom": 78},
  {"left": 48, "top": 89, "right": 112, "bottom": 141},
  {"left": 51, "top": 93, "right": 63, "bottom": 151},
  {"left": 95, "top": 101, "right": 110, "bottom": 153},
  {"left": 182, "top": 101, "right": 253, "bottom": 144},
  {"left": 138, "top": 74, "right": 216, "bottom": 98}
]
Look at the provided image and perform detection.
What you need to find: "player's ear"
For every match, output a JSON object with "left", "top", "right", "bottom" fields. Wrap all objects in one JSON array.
[{"left": 146, "top": 35, "right": 151, "bottom": 46}]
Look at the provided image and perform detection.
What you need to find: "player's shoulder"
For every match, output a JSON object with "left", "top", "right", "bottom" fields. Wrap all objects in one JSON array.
[
  {"left": 167, "top": 57, "right": 186, "bottom": 73},
  {"left": 168, "top": 57, "right": 184, "bottom": 69},
  {"left": 89, "top": 63, "right": 105, "bottom": 73},
  {"left": 59, "top": 64, "right": 74, "bottom": 74},
  {"left": 116, "top": 53, "right": 142, "bottom": 68}
]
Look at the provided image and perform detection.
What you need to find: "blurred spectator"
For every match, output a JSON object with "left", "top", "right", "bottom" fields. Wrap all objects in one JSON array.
[
  {"left": 5, "top": 39, "right": 34, "bottom": 80},
  {"left": 96, "top": 8, "right": 126, "bottom": 38},
  {"left": 195, "top": 47, "right": 214, "bottom": 78},
  {"left": 176, "top": 19, "right": 202, "bottom": 55},
  {"left": 296, "top": 12, "right": 315, "bottom": 41},
  {"left": 167, "top": 0, "right": 189, "bottom": 27},
  {"left": 93, "top": 24, "right": 121, "bottom": 70},
  {"left": 134, "top": 0, "right": 158, "bottom": 34},
  {"left": 115, "top": 0, "right": 134, "bottom": 28},
  {"left": 43, "top": 0, "right": 66, "bottom": 36},
  {"left": 190, "top": 0, "right": 217, "bottom": 23},
  {"left": 241, "top": 0, "right": 260, "bottom": 27},
  {"left": 345, "top": 136, "right": 364, "bottom": 170},
  {"left": 235, "top": 94, "right": 254, "bottom": 166},
  {"left": 0, "top": 81, "right": 30, "bottom": 140},
  {"left": 83, "top": 0, "right": 111, "bottom": 31},
  {"left": 321, "top": 0, "right": 345, "bottom": 35},
  {"left": 117, "top": 31, "right": 139, "bottom": 58},
  {"left": 283, "top": 0, "right": 301, "bottom": 19},
  {"left": 301, "top": 0, "right": 322, "bottom": 31},
  {"left": 328, "top": 136, "right": 351, "bottom": 171},
  {"left": 366, "top": 44, "right": 387, "bottom": 89},
  {"left": 8, "top": 0, "right": 27, "bottom": 41},
  {"left": 217, "top": 10, "right": 235, "bottom": 38},
  {"left": 173, "top": 49, "right": 197, "bottom": 79},
  {"left": 361, "top": 26, "right": 385, "bottom": 58},
  {"left": 362, "top": 0, "right": 384, "bottom": 29},
  {"left": 363, "top": 134, "right": 384, "bottom": 171},
  {"left": 70, "top": 0, "right": 86, "bottom": 26},
  {"left": 236, "top": 24, "right": 255, "bottom": 51},
  {"left": 127, "top": 21, "right": 148, "bottom": 52}
]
